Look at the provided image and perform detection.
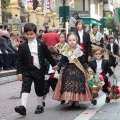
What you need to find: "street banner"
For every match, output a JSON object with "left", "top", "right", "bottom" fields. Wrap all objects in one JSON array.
[
  {"left": 69, "top": 0, "right": 74, "bottom": 8},
  {"left": 43, "top": 0, "right": 50, "bottom": 14},
  {"left": 22, "top": 0, "right": 33, "bottom": 9}
]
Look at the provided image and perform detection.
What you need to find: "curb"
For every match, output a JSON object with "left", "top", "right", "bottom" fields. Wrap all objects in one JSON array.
[{"left": 0, "top": 70, "right": 17, "bottom": 85}]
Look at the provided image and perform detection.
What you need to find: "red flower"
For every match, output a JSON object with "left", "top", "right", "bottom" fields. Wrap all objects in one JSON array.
[
  {"left": 114, "top": 89, "right": 120, "bottom": 94},
  {"left": 99, "top": 72, "right": 106, "bottom": 79},
  {"left": 108, "top": 81, "right": 112, "bottom": 88},
  {"left": 114, "top": 85, "right": 119, "bottom": 89}
]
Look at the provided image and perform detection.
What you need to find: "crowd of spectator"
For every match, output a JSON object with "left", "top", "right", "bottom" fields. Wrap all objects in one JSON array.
[{"left": 0, "top": 25, "right": 20, "bottom": 70}]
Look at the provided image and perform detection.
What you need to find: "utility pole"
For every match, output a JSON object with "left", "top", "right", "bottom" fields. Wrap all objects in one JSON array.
[
  {"left": 33, "top": 0, "right": 39, "bottom": 10},
  {"left": 63, "top": 0, "right": 66, "bottom": 28}
]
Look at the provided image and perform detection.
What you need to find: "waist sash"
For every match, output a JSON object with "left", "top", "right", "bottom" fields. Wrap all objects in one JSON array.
[{"left": 65, "top": 48, "right": 88, "bottom": 79}]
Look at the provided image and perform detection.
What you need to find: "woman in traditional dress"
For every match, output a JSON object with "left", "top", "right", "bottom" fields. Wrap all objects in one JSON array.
[{"left": 90, "top": 24, "right": 104, "bottom": 49}]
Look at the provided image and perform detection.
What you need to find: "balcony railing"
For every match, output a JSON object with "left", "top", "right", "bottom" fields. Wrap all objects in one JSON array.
[{"left": 70, "top": 11, "right": 90, "bottom": 18}]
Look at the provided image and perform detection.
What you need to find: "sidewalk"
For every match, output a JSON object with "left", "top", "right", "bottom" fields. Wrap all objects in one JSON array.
[{"left": 0, "top": 70, "right": 17, "bottom": 85}]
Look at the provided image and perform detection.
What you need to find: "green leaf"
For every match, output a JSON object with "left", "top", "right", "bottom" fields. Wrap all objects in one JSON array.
[{"left": 104, "top": 16, "right": 118, "bottom": 32}]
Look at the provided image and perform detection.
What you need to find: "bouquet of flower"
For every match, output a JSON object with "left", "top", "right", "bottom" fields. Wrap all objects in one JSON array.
[
  {"left": 88, "top": 73, "right": 105, "bottom": 94},
  {"left": 109, "top": 78, "right": 120, "bottom": 100}
]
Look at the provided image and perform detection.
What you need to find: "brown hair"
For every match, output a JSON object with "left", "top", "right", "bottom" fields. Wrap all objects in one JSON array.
[
  {"left": 67, "top": 32, "right": 78, "bottom": 42},
  {"left": 92, "top": 47, "right": 103, "bottom": 54},
  {"left": 48, "top": 46, "right": 58, "bottom": 55},
  {"left": 10, "top": 32, "right": 17, "bottom": 37},
  {"left": 75, "top": 20, "right": 85, "bottom": 29},
  {"left": 45, "top": 25, "right": 49, "bottom": 30},
  {"left": 59, "top": 32, "right": 66, "bottom": 39},
  {"left": 108, "top": 35, "right": 115, "bottom": 42}
]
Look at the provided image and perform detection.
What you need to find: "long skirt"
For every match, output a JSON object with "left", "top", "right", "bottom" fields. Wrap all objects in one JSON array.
[{"left": 53, "top": 64, "right": 92, "bottom": 102}]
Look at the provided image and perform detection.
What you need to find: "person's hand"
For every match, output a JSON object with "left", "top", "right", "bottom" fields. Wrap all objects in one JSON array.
[
  {"left": 53, "top": 65, "right": 59, "bottom": 71},
  {"left": 112, "top": 74, "right": 116, "bottom": 78},
  {"left": 18, "top": 74, "right": 22, "bottom": 81},
  {"left": 16, "top": 42, "right": 20, "bottom": 47},
  {"left": 88, "top": 56, "right": 92, "bottom": 62},
  {"left": 87, "top": 68, "right": 93, "bottom": 74},
  {"left": 5, "top": 50, "right": 8, "bottom": 54}
]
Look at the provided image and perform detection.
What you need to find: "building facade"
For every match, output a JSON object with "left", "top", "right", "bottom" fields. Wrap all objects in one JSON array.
[{"left": 67, "top": 0, "right": 103, "bottom": 31}]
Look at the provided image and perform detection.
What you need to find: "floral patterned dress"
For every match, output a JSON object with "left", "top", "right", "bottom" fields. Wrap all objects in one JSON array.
[{"left": 53, "top": 46, "right": 92, "bottom": 101}]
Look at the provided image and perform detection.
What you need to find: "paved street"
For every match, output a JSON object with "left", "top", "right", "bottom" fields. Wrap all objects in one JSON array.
[{"left": 0, "top": 64, "right": 120, "bottom": 120}]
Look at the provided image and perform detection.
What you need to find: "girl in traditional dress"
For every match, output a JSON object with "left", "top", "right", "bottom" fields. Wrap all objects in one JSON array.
[
  {"left": 55, "top": 32, "right": 69, "bottom": 55},
  {"left": 55, "top": 33, "right": 69, "bottom": 104},
  {"left": 53, "top": 33, "right": 93, "bottom": 107}
]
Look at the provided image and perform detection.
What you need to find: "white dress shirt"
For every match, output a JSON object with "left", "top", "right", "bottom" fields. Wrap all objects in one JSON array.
[
  {"left": 96, "top": 59, "right": 102, "bottom": 74},
  {"left": 78, "top": 30, "right": 83, "bottom": 43},
  {"left": 28, "top": 38, "right": 40, "bottom": 69},
  {"left": 110, "top": 43, "right": 113, "bottom": 53}
]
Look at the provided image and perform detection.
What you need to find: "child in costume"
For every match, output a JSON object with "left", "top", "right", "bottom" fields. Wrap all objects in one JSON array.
[
  {"left": 55, "top": 32, "right": 69, "bottom": 104},
  {"left": 15, "top": 23, "right": 56, "bottom": 116},
  {"left": 88, "top": 48, "right": 116, "bottom": 104},
  {"left": 53, "top": 33, "right": 93, "bottom": 107},
  {"left": 55, "top": 32, "right": 69, "bottom": 57},
  {"left": 106, "top": 35, "right": 119, "bottom": 73},
  {"left": 43, "top": 46, "right": 59, "bottom": 106}
]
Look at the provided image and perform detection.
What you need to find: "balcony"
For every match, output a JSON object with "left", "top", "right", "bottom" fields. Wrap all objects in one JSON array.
[
  {"left": 70, "top": 11, "right": 90, "bottom": 18},
  {"left": 104, "top": 2, "right": 113, "bottom": 12}
]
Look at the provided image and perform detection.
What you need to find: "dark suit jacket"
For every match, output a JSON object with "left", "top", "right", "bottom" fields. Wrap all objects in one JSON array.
[
  {"left": 88, "top": 59, "right": 113, "bottom": 76},
  {"left": 1, "top": 36, "right": 14, "bottom": 53},
  {"left": 76, "top": 31, "right": 92, "bottom": 58},
  {"left": 107, "top": 43, "right": 119, "bottom": 56},
  {"left": 17, "top": 39, "right": 56, "bottom": 74},
  {"left": 0, "top": 38, "right": 6, "bottom": 53}
]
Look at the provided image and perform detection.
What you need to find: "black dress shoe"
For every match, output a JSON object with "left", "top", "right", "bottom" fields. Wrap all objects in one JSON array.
[
  {"left": 105, "top": 97, "right": 110, "bottom": 103},
  {"left": 91, "top": 99, "right": 97, "bottom": 105},
  {"left": 42, "top": 101, "right": 45, "bottom": 107},
  {"left": 61, "top": 100, "right": 65, "bottom": 104},
  {"left": 15, "top": 105, "right": 26, "bottom": 116},
  {"left": 35, "top": 105, "right": 44, "bottom": 114}
]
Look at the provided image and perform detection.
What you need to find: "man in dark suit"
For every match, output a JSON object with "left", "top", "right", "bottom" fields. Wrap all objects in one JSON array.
[{"left": 15, "top": 23, "right": 56, "bottom": 116}]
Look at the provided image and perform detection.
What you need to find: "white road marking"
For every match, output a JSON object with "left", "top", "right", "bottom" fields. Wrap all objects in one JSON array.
[{"left": 74, "top": 81, "right": 120, "bottom": 120}]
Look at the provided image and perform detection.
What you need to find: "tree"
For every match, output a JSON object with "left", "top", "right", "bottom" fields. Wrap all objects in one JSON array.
[
  {"left": 1, "top": 0, "right": 10, "bottom": 9},
  {"left": 104, "top": 16, "right": 118, "bottom": 32},
  {"left": 1, "top": 0, "right": 25, "bottom": 9}
]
